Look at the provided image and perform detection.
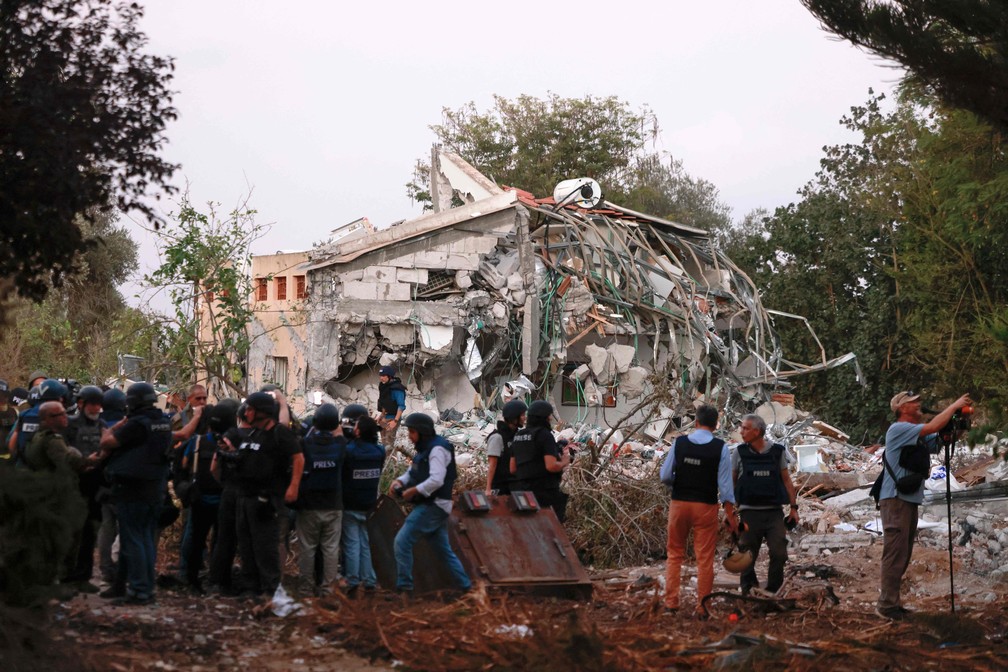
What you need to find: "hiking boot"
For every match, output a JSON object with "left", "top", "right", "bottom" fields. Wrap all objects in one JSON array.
[{"left": 875, "top": 606, "right": 904, "bottom": 620}]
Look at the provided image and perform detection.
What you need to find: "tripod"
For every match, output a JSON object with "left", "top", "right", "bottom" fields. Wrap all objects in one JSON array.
[{"left": 938, "top": 427, "right": 958, "bottom": 614}]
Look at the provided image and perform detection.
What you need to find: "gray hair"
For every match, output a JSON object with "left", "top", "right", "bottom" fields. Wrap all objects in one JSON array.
[{"left": 742, "top": 414, "right": 766, "bottom": 437}]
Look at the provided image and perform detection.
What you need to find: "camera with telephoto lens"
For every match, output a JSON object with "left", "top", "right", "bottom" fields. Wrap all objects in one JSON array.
[{"left": 939, "top": 405, "right": 973, "bottom": 443}]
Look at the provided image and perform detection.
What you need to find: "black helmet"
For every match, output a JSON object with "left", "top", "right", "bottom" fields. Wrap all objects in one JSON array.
[
  {"left": 402, "top": 412, "right": 435, "bottom": 437},
  {"left": 125, "top": 382, "right": 158, "bottom": 413},
  {"left": 502, "top": 399, "right": 528, "bottom": 422},
  {"left": 244, "top": 391, "right": 278, "bottom": 419},
  {"left": 342, "top": 403, "right": 368, "bottom": 422},
  {"left": 527, "top": 400, "right": 554, "bottom": 419},
  {"left": 0, "top": 379, "right": 8, "bottom": 393},
  {"left": 40, "top": 378, "right": 68, "bottom": 402},
  {"left": 10, "top": 387, "right": 28, "bottom": 405},
  {"left": 313, "top": 403, "right": 340, "bottom": 431},
  {"left": 77, "top": 385, "right": 104, "bottom": 405},
  {"left": 102, "top": 388, "right": 127, "bottom": 413},
  {"left": 208, "top": 399, "right": 240, "bottom": 434}
]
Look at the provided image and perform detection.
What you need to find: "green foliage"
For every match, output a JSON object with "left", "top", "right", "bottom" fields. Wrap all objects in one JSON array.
[
  {"left": 729, "top": 85, "right": 1008, "bottom": 438},
  {"left": 802, "top": 0, "right": 1008, "bottom": 133},
  {"left": 0, "top": 0, "right": 176, "bottom": 302},
  {"left": 0, "top": 209, "right": 152, "bottom": 383},
  {"left": 408, "top": 94, "right": 733, "bottom": 233},
  {"left": 145, "top": 194, "right": 266, "bottom": 396}
]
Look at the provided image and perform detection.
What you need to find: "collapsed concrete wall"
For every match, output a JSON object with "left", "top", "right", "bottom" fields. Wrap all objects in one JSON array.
[{"left": 298, "top": 153, "right": 858, "bottom": 437}]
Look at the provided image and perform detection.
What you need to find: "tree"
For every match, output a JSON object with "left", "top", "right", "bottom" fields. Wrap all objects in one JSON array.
[
  {"left": 802, "top": 1, "right": 1008, "bottom": 132},
  {"left": 0, "top": 208, "right": 150, "bottom": 383},
  {"left": 408, "top": 94, "right": 734, "bottom": 235},
  {"left": 144, "top": 193, "right": 266, "bottom": 397},
  {"left": 0, "top": 0, "right": 177, "bottom": 302},
  {"left": 729, "top": 85, "right": 1008, "bottom": 437}
]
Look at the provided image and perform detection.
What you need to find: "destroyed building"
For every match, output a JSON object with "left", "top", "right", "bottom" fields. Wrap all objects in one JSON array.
[{"left": 284, "top": 152, "right": 857, "bottom": 431}]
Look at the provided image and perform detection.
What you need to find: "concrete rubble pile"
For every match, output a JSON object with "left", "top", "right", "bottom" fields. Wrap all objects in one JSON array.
[{"left": 288, "top": 151, "right": 860, "bottom": 436}]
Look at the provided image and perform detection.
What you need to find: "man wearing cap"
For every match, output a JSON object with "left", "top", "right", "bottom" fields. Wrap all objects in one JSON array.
[
  {"left": 877, "top": 390, "right": 971, "bottom": 619},
  {"left": 661, "top": 404, "right": 738, "bottom": 618},
  {"left": 375, "top": 366, "right": 406, "bottom": 449}
]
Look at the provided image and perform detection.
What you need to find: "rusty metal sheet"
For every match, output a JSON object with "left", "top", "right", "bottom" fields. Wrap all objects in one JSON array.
[{"left": 368, "top": 493, "right": 592, "bottom": 599}]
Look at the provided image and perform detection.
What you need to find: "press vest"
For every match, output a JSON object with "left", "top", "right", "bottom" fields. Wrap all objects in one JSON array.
[
  {"left": 106, "top": 411, "right": 172, "bottom": 481},
  {"left": 670, "top": 434, "right": 724, "bottom": 504},
  {"left": 407, "top": 436, "right": 456, "bottom": 503},
  {"left": 343, "top": 439, "right": 385, "bottom": 511},
  {"left": 377, "top": 379, "right": 406, "bottom": 416},
  {"left": 68, "top": 414, "right": 103, "bottom": 458},
  {"left": 15, "top": 405, "right": 42, "bottom": 455},
  {"left": 234, "top": 425, "right": 292, "bottom": 496},
  {"left": 735, "top": 442, "right": 789, "bottom": 506},
  {"left": 300, "top": 433, "right": 346, "bottom": 494},
  {"left": 489, "top": 421, "right": 518, "bottom": 492},
  {"left": 510, "top": 426, "right": 559, "bottom": 491}
]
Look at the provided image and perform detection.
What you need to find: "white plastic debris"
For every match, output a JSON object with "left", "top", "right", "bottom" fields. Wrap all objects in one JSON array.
[
  {"left": 269, "top": 584, "right": 304, "bottom": 618},
  {"left": 494, "top": 624, "right": 533, "bottom": 638}
]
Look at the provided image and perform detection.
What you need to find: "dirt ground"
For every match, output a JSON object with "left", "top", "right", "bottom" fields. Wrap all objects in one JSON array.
[{"left": 2, "top": 535, "right": 1006, "bottom": 672}]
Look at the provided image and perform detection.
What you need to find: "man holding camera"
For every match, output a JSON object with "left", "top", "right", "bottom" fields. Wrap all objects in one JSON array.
[{"left": 877, "top": 391, "right": 971, "bottom": 619}]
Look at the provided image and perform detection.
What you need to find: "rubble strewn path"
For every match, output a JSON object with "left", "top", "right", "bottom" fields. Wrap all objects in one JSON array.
[{"left": 6, "top": 538, "right": 1006, "bottom": 672}]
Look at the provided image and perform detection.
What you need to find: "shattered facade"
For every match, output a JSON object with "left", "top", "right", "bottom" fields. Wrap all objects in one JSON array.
[{"left": 297, "top": 152, "right": 857, "bottom": 431}]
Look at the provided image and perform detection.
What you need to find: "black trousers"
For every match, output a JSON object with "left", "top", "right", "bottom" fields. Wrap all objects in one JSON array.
[
  {"left": 208, "top": 487, "right": 239, "bottom": 589},
  {"left": 185, "top": 498, "right": 219, "bottom": 586},
  {"left": 235, "top": 493, "right": 282, "bottom": 594},
  {"left": 738, "top": 508, "right": 788, "bottom": 593}
]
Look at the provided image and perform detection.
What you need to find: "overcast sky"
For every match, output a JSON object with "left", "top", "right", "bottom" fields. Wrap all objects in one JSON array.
[{"left": 129, "top": 0, "right": 903, "bottom": 302}]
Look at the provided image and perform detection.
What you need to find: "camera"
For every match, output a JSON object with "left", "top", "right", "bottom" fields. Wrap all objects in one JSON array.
[{"left": 939, "top": 405, "right": 973, "bottom": 443}]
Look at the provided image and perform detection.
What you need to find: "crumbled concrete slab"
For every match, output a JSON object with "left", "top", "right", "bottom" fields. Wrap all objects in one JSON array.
[
  {"left": 585, "top": 344, "right": 616, "bottom": 385},
  {"left": 823, "top": 487, "right": 873, "bottom": 510},
  {"left": 608, "top": 344, "right": 636, "bottom": 373},
  {"left": 619, "top": 366, "right": 648, "bottom": 399},
  {"left": 455, "top": 270, "right": 473, "bottom": 289},
  {"left": 756, "top": 400, "right": 798, "bottom": 426},
  {"left": 432, "top": 362, "right": 479, "bottom": 414},
  {"left": 381, "top": 324, "right": 415, "bottom": 346}
]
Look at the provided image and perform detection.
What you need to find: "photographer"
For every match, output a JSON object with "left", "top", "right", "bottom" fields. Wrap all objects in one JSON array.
[{"left": 877, "top": 391, "right": 971, "bottom": 620}]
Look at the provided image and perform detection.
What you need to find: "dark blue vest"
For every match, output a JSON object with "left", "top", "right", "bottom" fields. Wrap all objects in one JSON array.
[
  {"left": 107, "top": 412, "right": 172, "bottom": 481},
  {"left": 735, "top": 442, "right": 789, "bottom": 506},
  {"left": 343, "top": 439, "right": 386, "bottom": 511},
  {"left": 407, "top": 436, "right": 456, "bottom": 503},
  {"left": 15, "top": 405, "right": 41, "bottom": 455},
  {"left": 671, "top": 434, "right": 724, "bottom": 504},
  {"left": 300, "top": 433, "right": 346, "bottom": 493}
]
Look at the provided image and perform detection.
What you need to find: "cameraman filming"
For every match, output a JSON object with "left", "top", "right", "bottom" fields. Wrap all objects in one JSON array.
[{"left": 877, "top": 390, "right": 971, "bottom": 620}]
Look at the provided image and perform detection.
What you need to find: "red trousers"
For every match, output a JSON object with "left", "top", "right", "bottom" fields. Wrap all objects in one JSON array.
[{"left": 665, "top": 500, "right": 719, "bottom": 611}]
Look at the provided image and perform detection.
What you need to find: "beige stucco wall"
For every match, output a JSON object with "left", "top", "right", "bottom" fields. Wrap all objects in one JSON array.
[{"left": 246, "top": 251, "right": 310, "bottom": 414}]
